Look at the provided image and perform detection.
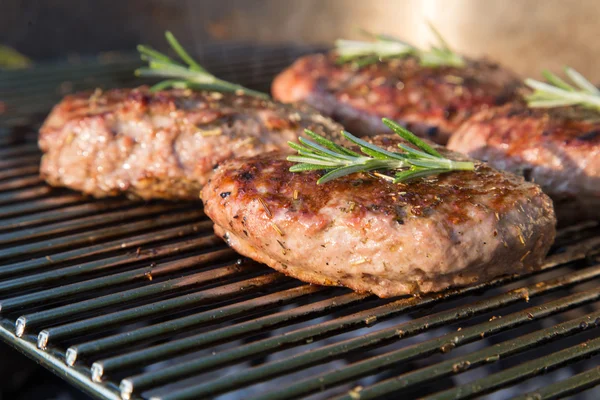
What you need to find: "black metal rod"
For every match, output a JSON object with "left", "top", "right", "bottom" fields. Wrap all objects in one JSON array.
[
  {"left": 0, "top": 202, "right": 183, "bottom": 245},
  {"left": 0, "top": 235, "right": 226, "bottom": 314},
  {"left": 0, "top": 322, "right": 123, "bottom": 400},
  {"left": 425, "top": 336, "right": 600, "bottom": 400},
  {"left": 0, "top": 175, "right": 43, "bottom": 192},
  {"left": 0, "top": 186, "right": 53, "bottom": 206},
  {"left": 0, "top": 155, "right": 40, "bottom": 169},
  {"left": 0, "top": 193, "right": 83, "bottom": 219},
  {"left": 0, "top": 221, "right": 214, "bottom": 285},
  {"left": 36, "top": 273, "right": 286, "bottom": 351},
  {"left": 0, "top": 165, "right": 39, "bottom": 181},
  {"left": 116, "top": 241, "right": 600, "bottom": 400},
  {"left": 152, "top": 265, "right": 600, "bottom": 400},
  {"left": 17, "top": 249, "right": 239, "bottom": 338},
  {"left": 0, "top": 221, "right": 211, "bottom": 279},
  {"left": 0, "top": 206, "right": 204, "bottom": 262},
  {"left": 94, "top": 290, "right": 366, "bottom": 379},
  {"left": 0, "top": 143, "right": 39, "bottom": 159},
  {"left": 513, "top": 365, "right": 600, "bottom": 400},
  {"left": 66, "top": 284, "right": 325, "bottom": 366},
  {"left": 331, "top": 313, "right": 600, "bottom": 400},
  {"left": 0, "top": 198, "right": 135, "bottom": 232}
]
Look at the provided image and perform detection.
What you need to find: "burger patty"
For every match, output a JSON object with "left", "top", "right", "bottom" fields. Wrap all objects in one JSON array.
[
  {"left": 447, "top": 103, "right": 600, "bottom": 224},
  {"left": 201, "top": 135, "right": 556, "bottom": 298},
  {"left": 272, "top": 54, "right": 521, "bottom": 144},
  {"left": 39, "top": 87, "right": 342, "bottom": 200}
]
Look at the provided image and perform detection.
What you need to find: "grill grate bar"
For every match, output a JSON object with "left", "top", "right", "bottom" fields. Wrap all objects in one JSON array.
[
  {"left": 0, "top": 175, "right": 43, "bottom": 192},
  {"left": 424, "top": 336, "right": 600, "bottom": 400},
  {"left": 331, "top": 312, "right": 600, "bottom": 400},
  {"left": 92, "top": 290, "right": 367, "bottom": 381},
  {"left": 0, "top": 165, "right": 39, "bottom": 181},
  {"left": 0, "top": 156, "right": 40, "bottom": 172},
  {"left": 36, "top": 272, "right": 286, "bottom": 350},
  {"left": 0, "top": 234, "right": 225, "bottom": 314},
  {"left": 0, "top": 220, "right": 211, "bottom": 279},
  {"left": 0, "top": 59, "right": 140, "bottom": 89},
  {"left": 65, "top": 284, "right": 326, "bottom": 366},
  {"left": 0, "top": 186, "right": 55, "bottom": 207},
  {"left": 0, "top": 155, "right": 39, "bottom": 167},
  {"left": 0, "top": 44, "right": 316, "bottom": 92},
  {"left": 0, "top": 143, "right": 40, "bottom": 159},
  {"left": 148, "top": 264, "right": 600, "bottom": 400},
  {"left": 514, "top": 365, "right": 600, "bottom": 400},
  {"left": 260, "top": 284, "right": 600, "bottom": 399},
  {"left": 0, "top": 222, "right": 215, "bottom": 292},
  {"left": 114, "top": 250, "right": 590, "bottom": 398},
  {"left": 112, "top": 236, "right": 599, "bottom": 397},
  {"left": 0, "top": 198, "right": 136, "bottom": 232},
  {"left": 0, "top": 321, "right": 122, "bottom": 400},
  {"left": 0, "top": 206, "right": 205, "bottom": 263},
  {"left": 4, "top": 50, "right": 314, "bottom": 97},
  {"left": 0, "top": 202, "right": 186, "bottom": 246},
  {"left": 26, "top": 248, "right": 239, "bottom": 341}
]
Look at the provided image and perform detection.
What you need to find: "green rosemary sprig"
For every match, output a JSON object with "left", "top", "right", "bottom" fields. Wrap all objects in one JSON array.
[
  {"left": 135, "top": 31, "right": 269, "bottom": 99},
  {"left": 524, "top": 67, "right": 600, "bottom": 112},
  {"left": 287, "top": 118, "right": 474, "bottom": 184},
  {"left": 335, "top": 22, "right": 465, "bottom": 68}
]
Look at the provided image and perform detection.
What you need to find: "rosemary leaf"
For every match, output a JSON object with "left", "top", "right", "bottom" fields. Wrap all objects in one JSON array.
[
  {"left": 304, "top": 129, "right": 361, "bottom": 157},
  {"left": 565, "top": 67, "right": 600, "bottom": 94},
  {"left": 287, "top": 156, "right": 341, "bottom": 167},
  {"left": 289, "top": 163, "right": 334, "bottom": 172},
  {"left": 164, "top": 31, "right": 206, "bottom": 72},
  {"left": 149, "top": 79, "right": 188, "bottom": 91},
  {"left": 342, "top": 131, "right": 407, "bottom": 160},
  {"left": 318, "top": 164, "right": 379, "bottom": 184},
  {"left": 298, "top": 137, "right": 356, "bottom": 161},
  {"left": 542, "top": 70, "right": 574, "bottom": 92},
  {"left": 335, "top": 23, "right": 464, "bottom": 69},
  {"left": 382, "top": 118, "right": 442, "bottom": 158},
  {"left": 394, "top": 168, "right": 448, "bottom": 183},
  {"left": 287, "top": 118, "right": 475, "bottom": 185},
  {"left": 397, "top": 144, "right": 438, "bottom": 160},
  {"left": 136, "top": 32, "right": 269, "bottom": 99},
  {"left": 525, "top": 67, "right": 600, "bottom": 112}
]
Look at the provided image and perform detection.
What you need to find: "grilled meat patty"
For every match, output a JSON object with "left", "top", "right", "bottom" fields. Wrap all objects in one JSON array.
[
  {"left": 39, "top": 87, "right": 342, "bottom": 200},
  {"left": 202, "top": 135, "right": 556, "bottom": 298},
  {"left": 272, "top": 54, "right": 521, "bottom": 144},
  {"left": 447, "top": 103, "right": 600, "bottom": 223}
]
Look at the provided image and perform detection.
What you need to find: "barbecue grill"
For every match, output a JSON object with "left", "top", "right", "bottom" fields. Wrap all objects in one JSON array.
[{"left": 1, "top": 43, "right": 600, "bottom": 400}]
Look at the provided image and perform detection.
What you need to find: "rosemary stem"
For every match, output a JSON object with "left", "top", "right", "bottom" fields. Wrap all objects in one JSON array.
[
  {"left": 287, "top": 123, "right": 475, "bottom": 185},
  {"left": 136, "top": 32, "right": 269, "bottom": 99}
]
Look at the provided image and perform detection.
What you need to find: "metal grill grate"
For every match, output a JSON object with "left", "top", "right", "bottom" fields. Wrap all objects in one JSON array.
[{"left": 1, "top": 43, "right": 600, "bottom": 400}]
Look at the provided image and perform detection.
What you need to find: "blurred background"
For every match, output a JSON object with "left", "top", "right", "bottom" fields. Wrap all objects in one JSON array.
[{"left": 1, "top": 0, "right": 599, "bottom": 80}]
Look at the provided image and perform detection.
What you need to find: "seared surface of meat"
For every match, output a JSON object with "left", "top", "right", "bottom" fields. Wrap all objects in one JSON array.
[
  {"left": 202, "top": 135, "right": 556, "bottom": 298},
  {"left": 448, "top": 103, "right": 600, "bottom": 223},
  {"left": 39, "top": 87, "right": 342, "bottom": 200},
  {"left": 272, "top": 54, "right": 521, "bottom": 144}
]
